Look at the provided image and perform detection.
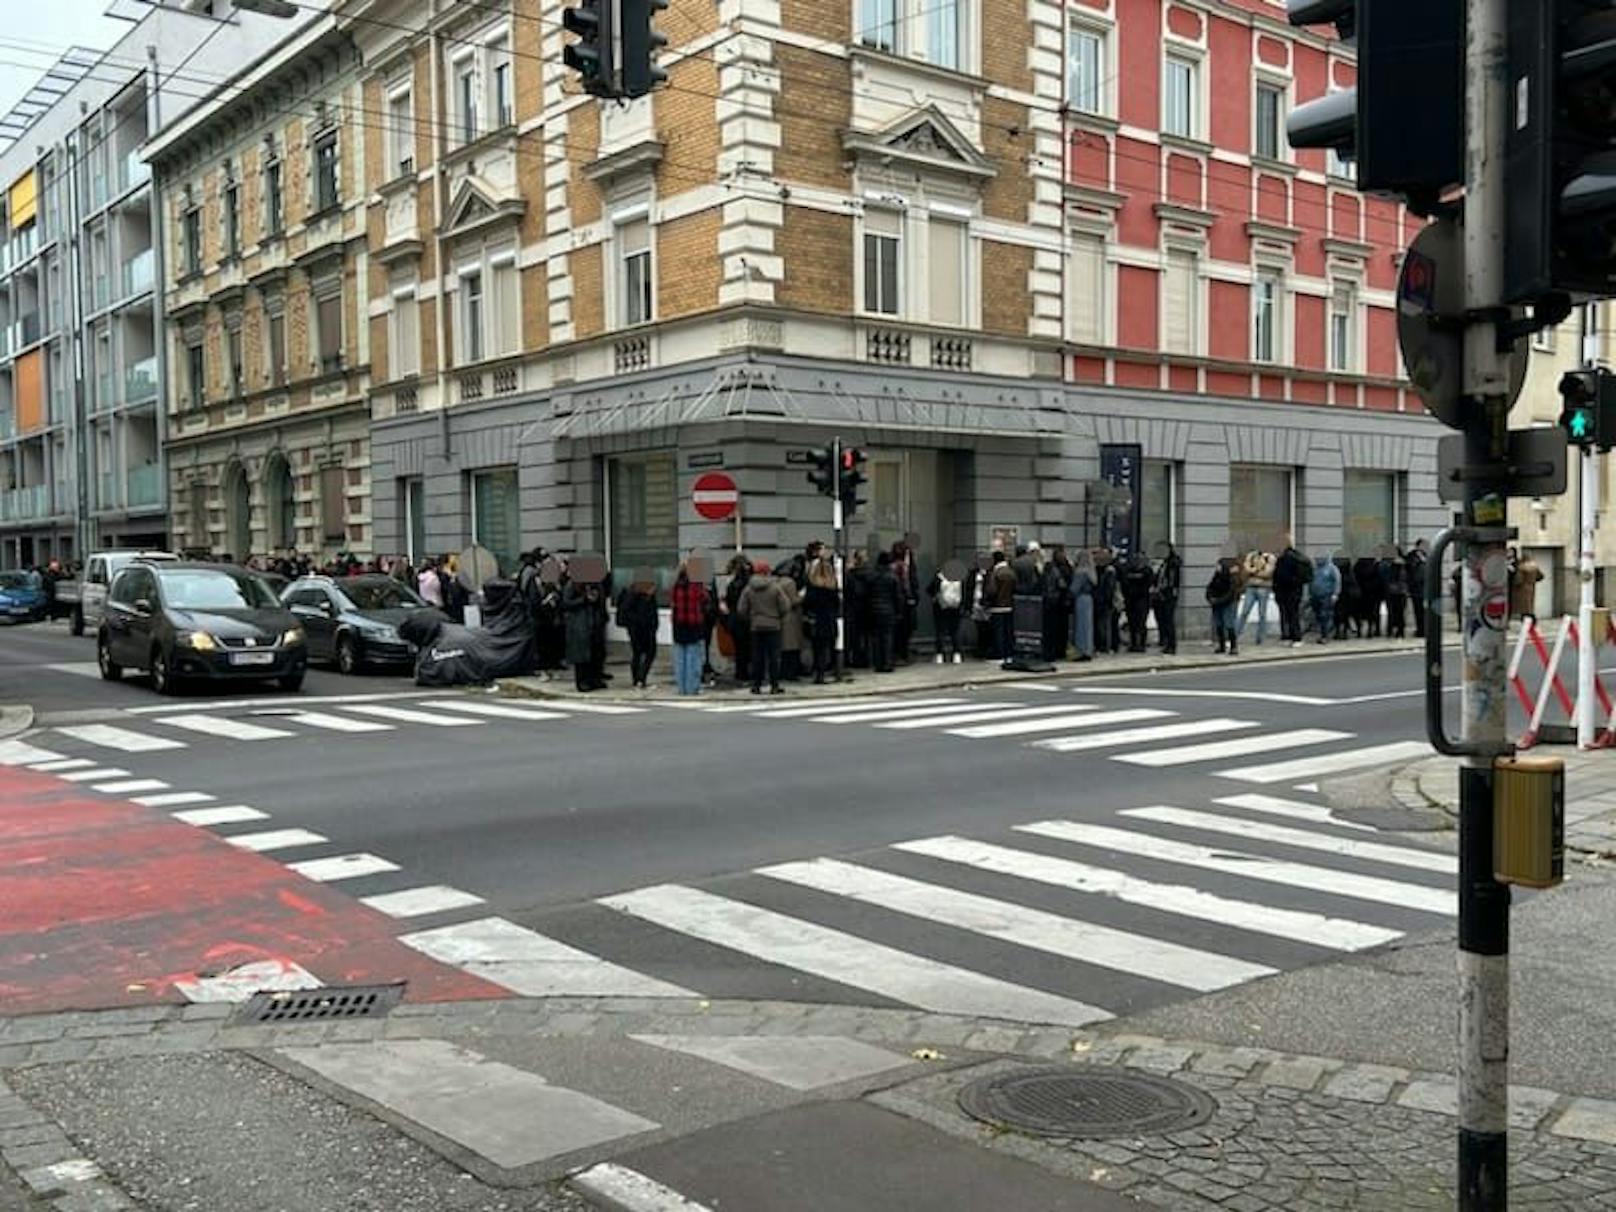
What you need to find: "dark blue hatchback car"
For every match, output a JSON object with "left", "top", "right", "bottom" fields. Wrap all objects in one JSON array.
[{"left": 0, "top": 572, "right": 46, "bottom": 623}]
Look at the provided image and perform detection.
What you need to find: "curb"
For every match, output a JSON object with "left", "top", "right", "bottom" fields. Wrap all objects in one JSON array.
[
  {"left": 0, "top": 705, "right": 34, "bottom": 743},
  {"left": 496, "top": 639, "right": 1433, "bottom": 706}
]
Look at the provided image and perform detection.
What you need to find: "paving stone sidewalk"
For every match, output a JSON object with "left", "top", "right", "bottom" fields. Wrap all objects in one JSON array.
[
  {"left": 4, "top": 998, "right": 1616, "bottom": 1209},
  {"left": 1393, "top": 747, "right": 1616, "bottom": 858}
]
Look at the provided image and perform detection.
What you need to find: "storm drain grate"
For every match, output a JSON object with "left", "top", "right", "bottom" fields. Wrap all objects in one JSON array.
[
  {"left": 957, "top": 1067, "right": 1216, "bottom": 1139},
  {"left": 241, "top": 983, "right": 405, "bottom": 1023}
]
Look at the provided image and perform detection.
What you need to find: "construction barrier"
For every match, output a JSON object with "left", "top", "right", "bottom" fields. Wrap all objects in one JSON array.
[{"left": 1509, "top": 614, "right": 1616, "bottom": 749}]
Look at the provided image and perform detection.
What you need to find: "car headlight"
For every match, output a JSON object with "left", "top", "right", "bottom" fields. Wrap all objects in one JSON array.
[
  {"left": 281, "top": 627, "right": 305, "bottom": 646},
  {"left": 364, "top": 624, "right": 401, "bottom": 643},
  {"left": 181, "top": 631, "right": 218, "bottom": 651}
]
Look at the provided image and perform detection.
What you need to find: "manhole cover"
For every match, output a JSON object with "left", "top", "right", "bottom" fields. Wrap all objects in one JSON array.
[
  {"left": 957, "top": 1067, "right": 1216, "bottom": 1138},
  {"left": 240, "top": 983, "right": 404, "bottom": 1023}
]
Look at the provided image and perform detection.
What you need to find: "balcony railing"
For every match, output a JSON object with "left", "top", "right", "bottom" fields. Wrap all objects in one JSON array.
[
  {"left": 124, "top": 357, "right": 157, "bottom": 405},
  {"left": 118, "top": 150, "right": 150, "bottom": 193},
  {"left": 127, "top": 464, "right": 160, "bottom": 508},
  {"left": 0, "top": 484, "right": 48, "bottom": 520},
  {"left": 14, "top": 314, "right": 40, "bottom": 350},
  {"left": 121, "top": 249, "right": 154, "bottom": 299},
  {"left": 0, "top": 411, "right": 13, "bottom": 439}
]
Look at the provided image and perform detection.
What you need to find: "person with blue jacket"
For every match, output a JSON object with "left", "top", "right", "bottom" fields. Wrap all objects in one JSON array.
[{"left": 1310, "top": 553, "right": 1341, "bottom": 644}]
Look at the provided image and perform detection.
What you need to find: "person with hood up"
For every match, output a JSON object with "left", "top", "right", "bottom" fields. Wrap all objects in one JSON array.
[
  {"left": 615, "top": 576, "right": 660, "bottom": 689},
  {"left": 1310, "top": 553, "right": 1342, "bottom": 644},
  {"left": 1119, "top": 551, "right": 1156, "bottom": 653},
  {"left": 1070, "top": 548, "right": 1097, "bottom": 661},
  {"left": 738, "top": 559, "right": 791, "bottom": 694},
  {"left": 1152, "top": 540, "right": 1182, "bottom": 655},
  {"left": 867, "top": 551, "right": 904, "bottom": 672},
  {"left": 1094, "top": 551, "right": 1120, "bottom": 654},
  {"left": 1205, "top": 556, "right": 1240, "bottom": 655},
  {"left": 1407, "top": 537, "right": 1431, "bottom": 638},
  {"left": 1237, "top": 548, "right": 1276, "bottom": 645},
  {"left": 563, "top": 578, "right": 608, "bottom": 690},
  {"left": 803, "top": 555, "right": 841, "bottom": 683}
]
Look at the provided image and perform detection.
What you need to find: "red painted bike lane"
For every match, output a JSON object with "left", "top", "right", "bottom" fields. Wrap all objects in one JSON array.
[{"left": 0, "top": 765, "right": 505, "bottom": 1015}]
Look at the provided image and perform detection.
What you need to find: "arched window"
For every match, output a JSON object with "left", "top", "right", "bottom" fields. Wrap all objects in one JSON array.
[{"left": 265, "top": 455, "right": 295, "bottom": 551}]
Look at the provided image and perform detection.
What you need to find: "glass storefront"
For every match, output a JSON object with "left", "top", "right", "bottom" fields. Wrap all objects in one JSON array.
[
  {"left": 607, "top": 451, "right": 678, "bottom": 585},
  {"left": 1228, "top": 464, "right": 1291, "bottom": 554},
  {"left": 470, "top": 467, "right": 520, "bottom": 574},
  {"left": 1343, "top": 469, "right": 1397, "bottom": 557}
]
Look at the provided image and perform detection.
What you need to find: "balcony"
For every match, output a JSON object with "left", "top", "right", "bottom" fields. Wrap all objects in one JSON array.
[
  {"left": 124, "top": 357, "right": 157, "bottom": 406},
  {"left": 13, "top": 314, "right": 40, "bottom": 350},
  {"left": 127, "top": 465, "right": 160, "bottom": 508},
  {"left": 0, "top": 411, "right": 12, "bottom": 440},
  {"left": 90, "top": 173, "right": 107, "bottom": 210},
  {"left": 0, "top": 484, "right": 48, "bottom": 520},
  {"left": 121, "top": 249, "right": 154, "bottom": 300},
  {"left": 92, "top": 274, "right": 110, "bottom": 311},
  {"left": 118, "top": 150, "right": 150, "bottom": 194}
]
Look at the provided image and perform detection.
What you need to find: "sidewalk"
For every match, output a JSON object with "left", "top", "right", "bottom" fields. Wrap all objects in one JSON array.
[{"left": 499, "top": 635, "right": 1429, "bottom": 705}]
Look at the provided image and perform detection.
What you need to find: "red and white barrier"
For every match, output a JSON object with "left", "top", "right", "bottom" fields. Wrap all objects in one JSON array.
[{"left": 1510, "top": 615, "right": 1616, "bottom": 749}]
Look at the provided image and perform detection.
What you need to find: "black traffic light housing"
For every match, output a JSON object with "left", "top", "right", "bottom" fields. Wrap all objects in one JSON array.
[
  {"left": 1505, "top": 3, "right": 1616, "bottom": 305},
  {"left": 621, "top": 0, "right": 669, "bottom": 99},
  {"left": 1286, "top": 1, "right": 1463, "bottom": 213},
  {"left": 839, "top": 446, "right": 867, "bottom": 520},
  {"left": 807, "top": 443, "right": 837, "bottom": 497},
  {"left": 563, "top": 0, "right": 616, "bottom": 98},
  {"left": 1559, "top": 368, "right": 1616, "bottom": 449}
]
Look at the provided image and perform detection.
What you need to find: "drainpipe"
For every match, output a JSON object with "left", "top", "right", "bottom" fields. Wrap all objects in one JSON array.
[
  {"left": 148, "top": 46, "right": 171, "bottom": 550},
  {"left": 65, "top": 129, "right": 91, "bottom": 559},
  {"left": 430, "top": 30, "right": 448, "bottom": 450}
]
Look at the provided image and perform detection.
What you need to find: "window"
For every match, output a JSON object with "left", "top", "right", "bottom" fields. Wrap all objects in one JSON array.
[
  {"left": 313, "top": 130, "right": 339, "bottom": 213},
  {"left": 316, "top": 289, "right": 342, "bottom": 373},
  {"left": 455, "top": 58, "right": 479, "bottom": 144},
  {"left": 1254, "top": 83, "right": 1284, "bottom": 160},
  {"left": 263, "top": 155, "right": 283, "bottom": 235},
  {"left": 619, "top": 218, "right": 652, "bottom": 326},
  {"left": 1343, "top": 470, "right": 1397, "bottom": 557},
  {"left": 227, "top": 325, "right": 243, "bottom": 394},
  {"left": 1330, "top": 283, "right": 1356, "bottom": 371},
  {"left": 471, "top": 467, "right": 520, "bottom": 575},
  {"left": 606, "top": 452, "right": 677, "bottom": 579},
  {"left": 1229, "top": 465, "right": 1292, "bottom": 554},
  {"left": 185, "top": 341, "right": 205, "bottom": 409},
  {"left": 462, "top": 270, "right": 484, "bottom": 361},
  {"left": 1164, "top": 54, "right": 1198, "bottom": 139},
  {"left": 1162, "top": 249, "right": 1197, "bottom": 356},
  {"left": 267, "top": 308, "right": 286, "bottom": 386},
  {"left": 490, "top": 253, "right": 519, "bottom": 354},
  {"left": 857, "top": 0, "right": 896, "bottom": 51},
  {"left": 388, "top": 89, "right": 414, "bottom": 178},
  {"left": 1330, "top": 147, "right": 1355, "bottom": 180},
  {"left": 863, "top": 208, "right": 901, "bottom": 316},
  {"left": 489, "top": 39, "right": 513, "bottom": 127},
  {"left": 320, "top": 465, "right": 346, "bottom": 542},
  {"left": 1068, "top": 25, "right": 1104, "bottom": 115},
  {"left": 1252, "top": 271, "right": 1281, "bottom": 363},
  {"left": 857, "top": 0, "right": 963, "bottom": 67},
  {"left": 1140, "top": 460, "right": 1177, "bottom": 556},
  {"left": 925, "top": 0, "right": 959, "bottom": 69},
  {"left": 391, "top": 283, "right": 420, "bottom": 377},
  {"left": 181, "top": 206, "right": 201, "bottom": 275},
  {"left": 1067, "top": 231, "right": 1105, "bottom": 345},
  {"left": 223, "top": 177, "right": 240, "bottom": 257},
  {"left": 927, "top": 215, "right": 967, "bottom": 327},
  {"left": 402, "top": 477, "right": 425, "bottom": 563}
]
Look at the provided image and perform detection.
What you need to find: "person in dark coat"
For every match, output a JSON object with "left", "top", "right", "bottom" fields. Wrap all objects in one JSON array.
[
  {"left": 1354, "top": 556, "right": 1385, "bottom": 637},
  {"left": 867, "top": 552, "right": 903, "bottom": 672},
  {"left": 738, "top": 560, "right": 792, "bottom": 694},
  {"left": 1094, "top": 551, "right": 1120, "bottom": 654},
  {"left": 962, "top": 555, "right": 992, "bottom": 660},
  {"left": 562, "top": 580, "right": 607, "bottom": 691},
  {"left": 988, "top": 550, "right": 1017, "bottom": 660},
  {"left": 1152, "top": 541, "right": 1182, "bottom": 655},
  {"left": 845, "top": 550, "right": 871, "bottom": 668},
  {"left": 615, "top": 578, "right": 660, "bottom": 689},
  {"left": 1335, "top": 557, "right": 1360, "bottom": 639},
  {"left": 803, "top": 556, "right": 841, "bottom": 684},
  {"left": 1273, "top": 539, "right": 1309, "bottom": 646},
  {"left": 1040, "top": 550, "right": 1072, "bottom": 662},
  {"left": 1383, "top": 550, "right": 1410, "bottom": 640},
  {"left": 891, "top": 542, "right": 920, "bottom": 664},
  {"left": 1119, "top": 551, "right": 1156, "bottom": 653},
  {"left": 722, "top": 555, "right": 752, "bottom": 684},
  {"left": 1205, "top": 557, "right": 1240, "bottom": 655},
  {"left": 1407, "top": 538, "right": 1430, "bottom": 638},
  {"left": 928, "top": 562, "right": 966, "bottom": 664}
]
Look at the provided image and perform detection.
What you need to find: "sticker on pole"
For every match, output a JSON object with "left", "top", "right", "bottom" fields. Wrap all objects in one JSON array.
[{"left": 692, "top": 472, "right": 739, "bottom": 521}]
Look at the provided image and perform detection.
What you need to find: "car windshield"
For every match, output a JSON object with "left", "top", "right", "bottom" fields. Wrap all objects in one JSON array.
[
  {"left": 0, "top": 572, "right": 28, "bottom": 589},
  {"left": 342, "top": 580, "right": 425, "bottom": 611},
  {"left": 158, "top": 570, "right": 280, "bottom": 610}
]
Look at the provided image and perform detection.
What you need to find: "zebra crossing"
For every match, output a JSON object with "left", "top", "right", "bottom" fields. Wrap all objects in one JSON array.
[
  {"left": 21, "top": 694, "right": 650, "bottom": 755},
  {"left": 702, "top": 690, "right": 1432, "bottom": 785}
]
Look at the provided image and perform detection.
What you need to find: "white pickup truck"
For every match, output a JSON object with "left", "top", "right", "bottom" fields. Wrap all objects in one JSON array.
[{"left": 64, "top": 550, "right": 178, "bottom": 636}]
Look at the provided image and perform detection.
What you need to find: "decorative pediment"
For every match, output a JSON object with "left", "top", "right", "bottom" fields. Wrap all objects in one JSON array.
[
  {"left": 842, "top": 106, "right": 995, "bottom": 182},
  {"left": 443, "top": 176, "right": 524, "bottom": 241}
]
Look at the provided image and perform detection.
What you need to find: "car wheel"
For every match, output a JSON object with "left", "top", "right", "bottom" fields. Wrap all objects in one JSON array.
[
  {"left": 96, "top": 632, "right": 121, "bottom": 681},
  {"left": 335, "top": 635, "right": 360, "bottom": 676},
  {"left": 70, "top": 607, "right": 84, "bottom": 637},
  {"left": 150, "top": 646, "right": 181, "bottom": 696},
  {"left": 276, "top": 670, "right": 305, "bottom": 692}
]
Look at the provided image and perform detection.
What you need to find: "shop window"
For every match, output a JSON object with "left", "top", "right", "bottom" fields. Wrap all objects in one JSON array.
[
  {"left": 471, "top": 467, "right": 520, "bottom": 574},
  {"left": 1140, "top": 460, "right": 1178, "bottom": 555},
  {"left": 607, "top": 452, "right": 677, "bottom": 580},
  {"left": 1343, "top": 469, "right": 1397, "bottom": 558},
  {"left": 1229, "top": 464, "right": 1292, "bottom": 554}
]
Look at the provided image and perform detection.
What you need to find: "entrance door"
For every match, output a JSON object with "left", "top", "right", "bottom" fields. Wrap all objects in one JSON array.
[{"left": 863, "top": 449, "right": 956, "bottom": 639}]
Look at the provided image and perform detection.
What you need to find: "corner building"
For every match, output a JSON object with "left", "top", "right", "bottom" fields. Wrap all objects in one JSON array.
[{"left": 343, "top": 0, "right": 1442, "bottom": 615}]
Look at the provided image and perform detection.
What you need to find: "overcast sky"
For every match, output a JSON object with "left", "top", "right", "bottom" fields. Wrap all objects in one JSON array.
[{"left": 0, "top": 1, "right": 126, "bottom": 119}]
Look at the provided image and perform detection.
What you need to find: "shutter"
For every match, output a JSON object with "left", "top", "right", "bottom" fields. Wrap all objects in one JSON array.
[
  {"left": 1067, "top": 233, "right": 1104, "bottom": 345},
  {"left": 927, "top": 217, "right": 965, "bottom": 326},
  {"left": 1162, "top": 250, "right": 1196, "bottom": 355},
  {"left": 492, "top": 261, "right": 519, "bottom": 354}
]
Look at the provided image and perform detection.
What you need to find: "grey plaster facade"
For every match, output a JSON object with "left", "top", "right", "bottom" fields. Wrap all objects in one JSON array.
[{"left": 373, "top": 355, "right": 1447, "bottom": 635}]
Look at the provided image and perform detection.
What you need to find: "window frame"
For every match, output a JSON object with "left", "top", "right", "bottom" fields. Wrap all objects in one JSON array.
[
  {"left": 312, "top": 129, "right": 340, "bottom": 214},
  {"left": 1253, "top": 81, "right": 1286, "bottom": 162},
  {"left": 266, "top": 305, "right": 286, "bottom": 387},
  {"left": 387, "top": 86, "right": 415, "bottom": 179},
  {"left": 390, "top": 279, "right": 420, "bottom": 378},
  {"left": 263, "top": 153, "right": 284, "bottom": 237},
  {"left": 1252, "top": 270, "right": 1283, "bottom": 364},
  {"left": 617, "top": 216, "right": 653, "bottom": 328},
  {"left": 854, "top": 0, "right": 974, "bottom": 73},
  {"left": 313, "top": 281, "right": 343, "bottom": 374},
  {"left": 1329, "top": 281, "right": 1357, "bottom": 372},
  {"left": 1065, "top": 225, "right": 1108, "bottom": 346},
  {"left": 861, "top": 207, "right": 903, "bottom": 318},
  {"left": 1160, "top": 245, "right": 1200, "bottom": 357},
  {"left": 926, "top": 210, "right": 970, "bottom": 328},
  {"left": 487, "top": 35, "right": 514, "bottom": 128},
  {"left": 461, "top": 267, "right": 485, "bottom": 363},
  {"left": 181, "top": 206, "right": 201, "bottom": 276},
  {"left": 1163, "top": 51, "right": 1200, "bottom": 140},
  {"left": 453, "top": 53, "right": 479, "bottom": 145},
  {"left": 223, "top": 175, "right": 241, "bottom": 259},
  {"left": 185, "top": 340, "right": 205, "bottom": 410},
  {"left": 1066, "top": 19, "right": 1109, "bottom": 118}
]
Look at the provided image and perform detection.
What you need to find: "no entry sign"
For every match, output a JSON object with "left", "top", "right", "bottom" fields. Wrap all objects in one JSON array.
[{"left": 692, "top": 471, "right": 740, "bottom": 521}]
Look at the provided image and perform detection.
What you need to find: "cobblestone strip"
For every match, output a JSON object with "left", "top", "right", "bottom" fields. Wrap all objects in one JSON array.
[{"left": 0, "top": 1075, "right": 134, "bottom": 1210}]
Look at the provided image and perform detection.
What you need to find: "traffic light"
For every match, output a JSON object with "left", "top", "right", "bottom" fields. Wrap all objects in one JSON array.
[
  {"left": 839, "top": 447, "right": 867, "bottom": 520},
  {"left": 807, "top": 443, "right": 837, "bottom": 497},
  {"left": 563, "top": 0, "right": 615, "bottom": 98},
  {"left": 621, "top": 0, "right": 668, "bottom": 99},
  {"left": 1558, "top": 369, "right": 1616, "bottom": 449},
  {"left": 1285, "top": 2, "right": 1463, "bottom": 211},
  {"left": 1505, "top": 4, "right": 1616, "bottom": 304}
]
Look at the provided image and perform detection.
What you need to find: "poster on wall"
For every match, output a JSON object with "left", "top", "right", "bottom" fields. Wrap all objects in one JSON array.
[
  {"left": 1098, "top": 443, "right": 1143, "bottom": 558},
  {"left": 988, "top": 525, "right": 1020, "bottom": 554}
]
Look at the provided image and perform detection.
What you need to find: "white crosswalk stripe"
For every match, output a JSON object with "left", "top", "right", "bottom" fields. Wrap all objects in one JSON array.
[
  {"left": 54, "top": 724, "right": 186, "bottom": 752},
  {"left": 878, "top": 704, "right": 1097, "bottom": 730},
  {"left": 57, "top": 767, "right": 129, "bottom": 782},
  {"left": 152, "top": 714, "right": 295, "bottom": 741},
  {"left": 757, "top": 857, "right": 1275, "bottom": 991},
  {"left": 1118, "top": 806, "right": 1456, "bottom": 874},
  {"left": 255, "top": 709, "right": 393, "bottom": 733},
  {"left": 341, "top": 704, "right": 482, "bottom": 728},
  {"left": 1215, "top": 740, "right": 1435, "bottom": 784},
  {"left": 601, "top": 884, "right": 1112, "bottom": 1027},
  {"left": 289, "top": 852, "right": 400, "bottom": 882},
  {"left": 949, "top": 708, "right": 1170, "bottom": 739},
  {"left": 533, "top": 700, "right": 647, "bottom": 715},
  {"left": 0, "top": 740, "right": 64, "bottom": 765},
  {"left": 752, "top": 697, "right": 961, "bottom": 721},
  {"left": 361, "top": 885, "right": 486, "bottom": 919},
  {"left": 894, "top": 835, "right": 1400, "bottom": 951},
  {"left": 1016, "top": 819, "right": 1455, "bottom": 915},
  {"left": 91, "top": 778, "right": 169, "bottom": 796},
  {"left": 1111, "top": 729, "right": 1352, "bottom": 768},
  {"left": 1213, "top": 793, "right": 1374, "bottom": 832},
  {"left": 419, "top": 700, "right": 569, "bottom": 722},
  {"left": 134, "top": 791, "right": 216, "bottom": 808},
  {"left": 1031, "top": 718, "right": 1258, "bottom": 753},
  {"left": 172, "top": 805, "right": 269, "bottom": 827},
  {"left": 808, "top": 701, "right": 1004, "bottom": 725},
  {"left": 28, "top": 757, "right": 94, "bottom": 772},
  {"left": 223, "top": 828, "right": 328, "bottom": 853}
]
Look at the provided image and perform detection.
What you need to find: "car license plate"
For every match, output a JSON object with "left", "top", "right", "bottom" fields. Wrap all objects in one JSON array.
[
  {"left": 7, "top": 607, "right": 29, "bottom": 616},
  {"left": 230, "top": 651, "right": 276, "bottom": 666}
]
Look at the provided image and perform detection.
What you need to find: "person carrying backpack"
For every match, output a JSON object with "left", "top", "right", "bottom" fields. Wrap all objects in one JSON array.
[{"left": 928, "top": 564, "right": 964, "bottom": 664}]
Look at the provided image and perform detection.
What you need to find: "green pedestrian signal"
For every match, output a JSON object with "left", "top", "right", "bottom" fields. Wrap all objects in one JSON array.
[
  {"left": 1558, "top": 369, "right": 1616, "bottom": 451},
  {"left": 1567, "top": 407, "right": 1593, "bottom": 441}
]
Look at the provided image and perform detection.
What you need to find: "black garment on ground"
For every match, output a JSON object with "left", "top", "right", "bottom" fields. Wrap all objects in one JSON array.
[
  {"left": 478, "top": 578, "right": 538, "bottom": 677},
  {"left": 400, "top": 612, "right": 485, "bottom": 687}
]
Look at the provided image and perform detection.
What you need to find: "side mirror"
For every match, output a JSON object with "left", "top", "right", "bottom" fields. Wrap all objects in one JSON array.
[
  {"left": 318, "top": 600, "right": 335, "bottom": 616},
  {"left": 132, "top": 598, "right": 153, "bottom": 616}
]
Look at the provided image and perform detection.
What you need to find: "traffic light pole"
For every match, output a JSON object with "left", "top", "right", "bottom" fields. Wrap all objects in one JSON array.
[
  {"left": 1459, "top": 0, "right": 1513, "bottom": 1205},
  {"left": 1580, "top": 312, "right": 1600, "bottom": 750}
]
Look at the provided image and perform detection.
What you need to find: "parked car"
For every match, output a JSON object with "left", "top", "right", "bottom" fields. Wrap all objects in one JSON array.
[
  {"left": 0, "top": 572, "right": 47, "bottom": 623},
  {"left": 282, "top": 574, "right": 436, "bottom": 674},
  {"left": 62, "top": 550, "right": 179, "bottom": 636},
  {"left": 97, "top": 561, "right": 306, "bottom": 694}
]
